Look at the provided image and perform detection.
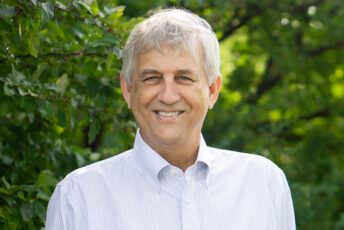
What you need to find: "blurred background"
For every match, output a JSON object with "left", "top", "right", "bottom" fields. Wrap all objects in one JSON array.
[{"left": 0, "top": 0, "right": 343, "bottom": 229}]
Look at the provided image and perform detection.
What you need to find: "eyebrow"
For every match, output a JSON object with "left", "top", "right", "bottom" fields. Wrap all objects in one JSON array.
[
  {"left": 175, "top": 69, "right": 193, "bottom": 75},
  {"left": 139, "top": 69, "right": 161, "bottom": 77},
  {"left": 139, "top": 68, "right": 194, "bottom": 77}
]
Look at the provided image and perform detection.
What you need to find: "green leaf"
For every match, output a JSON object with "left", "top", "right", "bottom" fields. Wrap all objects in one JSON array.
[
  {"left": 28, "top": 89, "right": 39, "bottom": 97},
  {"left": 106, "top": 52, "right": 114, "bottom": 72},
  {"left": 113, "top": 47, "right": 122, "bottom": 59},
  {"left": 4, "top": 83, "right": 16, "bottom": 96},
  {"left": 0, "top": 99, "right": 10, "bottom": 116},
  {"left": 37, "top": 170, "right": 58, "bottom": 188},
  {"left": 104, "top": 5, "right": 124, "bottom": 15},
  {"left": 41, "top": 1, "right": 54, "bottom": 22},
  {"left": 0, "top": 187, "right": 11, "bottom": 195},
  {"left": 18, "top": 87, "right": 29, "bottom": 96},
  {"left": 108, "top": 6, "right": 125, "bottom": 20},
  {"left": 57, "top": 109, "right": 67, "bottom": 126},
  {"left": 1, "top": 176, "right": 11, "bottom": 189},
  {"left": 331, "top": 82, "right": 344, "bottom": 98},
  {"left": 56, "top": 73, "right": 70, "bottom": 95},
  {"left": 17, "top": 191, "right": 25, "bottom": 200},
  {"left": 20, "top": 203, "right": 33, "bottom": 222},
  {"left": 38, "top": 100, "right": 57, "bottom": 118},
  {"left": 89, "top": 152, "right": 101, "bottom": 161},
  {"left": 36, "top": 190, "right": 51, "bottom": 201},
  {"left": 28, "top": 112, "right": 35, "bottom": 123},
  {"left": 6, "top": 207, "right": 20, "bottom": 229},
  {"left": 0, "top": 154, "right": 14, "bottom": 165},
  {"left": 28, "top": 31, "right": 40, "bottom": 57},
  {"left": 71, "top": 98, "right": 78, "bottom": 108},
  {"left": 91, "top": 34, "right": 117, "bottom": 47},
  {"left": 34, "top": 201, "right": 46, "bottom": 223},
  {"left": 48, "top": 21, "right": 66, "bottom": 41},
  {"left": 0, "top": 5, "right": 15, "bottom": 18},
  {"left": 55, "top": 1, "right": 67, "bottom": 10},
  {"left": 78, "top": 1, "right": 92, "bottom": 14},
  {"left": 30, "top": 0, "right": 38, "bottom": 5},
  {"left": 88, "top": 118, "right": 101, "bottom": 145},
  {"left": 75, "top": 150, "right": 87, "bottom": 167},
  {"left": 33, "top": 62, "right": 49, "bottom": 79},
  {"left": 90, "top": 0, "right": 100, "bottom": 16},
  {"left": 11, "top": 65, "right": 25, "bottom": 82}
]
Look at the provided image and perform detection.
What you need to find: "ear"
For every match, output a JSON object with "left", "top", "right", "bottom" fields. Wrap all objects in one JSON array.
[
  {"left": 208, "top": 75, "right": 222, "bottom": 109},
  {"left": 120, "top": 73, "right": 131, "bottom": 109}
]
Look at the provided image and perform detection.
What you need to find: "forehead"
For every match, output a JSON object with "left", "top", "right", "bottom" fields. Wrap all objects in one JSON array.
[{"left": 136, "top": 47, "right": 202, "bottom": 71}]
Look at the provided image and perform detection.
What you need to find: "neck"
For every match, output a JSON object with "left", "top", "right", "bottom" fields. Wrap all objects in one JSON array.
[
  {"left": 157, "top": 144, "right": 199, "bottom": 171},
  {"left": 140, "top": 132, "right": 201, "bottom": 172}
]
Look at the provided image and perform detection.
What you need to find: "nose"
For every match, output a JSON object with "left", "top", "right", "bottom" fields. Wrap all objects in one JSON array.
[{"left": 158, "top": 78, "right": 180, "bottom": 105}]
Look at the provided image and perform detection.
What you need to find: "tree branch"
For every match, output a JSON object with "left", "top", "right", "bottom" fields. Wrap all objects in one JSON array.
[
  {"left": 0, "top": 51, "right": 107, "bottom": 63},
  {"left": 299, "top": 108, "right": 330, "bottom": 120},
  {"left": 307, "top": 40, "right": 344, "bottom": 57},
  {"left": 247, "top": 57, "right": 283, "bottom": 104},
  {"left": 54, "top": 5, "right": 83, "bottom": 19},
  {"left": 219, "top": 4, "right": 264, "bottom": 42}
]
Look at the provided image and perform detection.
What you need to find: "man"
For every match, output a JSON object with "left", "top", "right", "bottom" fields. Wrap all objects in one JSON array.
[{"left": 46, "top": 8, "right": 295, "bottom": 229}]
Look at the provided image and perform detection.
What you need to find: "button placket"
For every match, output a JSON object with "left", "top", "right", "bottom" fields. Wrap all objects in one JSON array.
[{"left": 181, "top": 167, "right": 197, "bottom": 230}]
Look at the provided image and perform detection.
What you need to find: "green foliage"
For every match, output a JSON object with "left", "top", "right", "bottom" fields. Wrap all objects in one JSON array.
[
  {"left": 196, "top": 1, "right": 344, "bottom": 229},
  {"left": 0, "top": 0, "right": 137, "bottom": 228},
  {"left": 1, "top": 0, "right": 343, "bottom": 229}
]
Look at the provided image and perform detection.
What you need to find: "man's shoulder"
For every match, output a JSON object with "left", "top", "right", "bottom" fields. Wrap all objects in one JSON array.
[
  {"left": 57, "top": 149, "right": 133, "bottom": 188},
  {"left": 208, "top": 146, "right": 287, "bottom": 191},
  {"left": 208, "top": 146, "right": 283, "bottom": 175}
]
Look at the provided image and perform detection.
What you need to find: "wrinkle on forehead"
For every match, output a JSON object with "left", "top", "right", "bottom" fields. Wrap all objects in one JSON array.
[
  {"left": 140, "top": 42, "right": 201, "bottom": 62},
  {"left": 135, "top": 48, "right": 208, "bottom": 84}
]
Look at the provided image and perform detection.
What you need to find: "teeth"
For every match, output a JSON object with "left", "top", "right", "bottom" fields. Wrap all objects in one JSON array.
[{"left": 157, "top": 111, "right": 181, "bottom": 117}]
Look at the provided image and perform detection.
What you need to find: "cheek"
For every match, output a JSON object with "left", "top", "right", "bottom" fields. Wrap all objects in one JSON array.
[
  {"left": 130, "top": 87, "right": 156, "bottom": 110},
  {"left": 194, "top": 87, "right": 210, "bottom": 107}
]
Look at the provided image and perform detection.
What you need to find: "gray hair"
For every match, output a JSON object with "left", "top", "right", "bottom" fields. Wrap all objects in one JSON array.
[{"left": 121, "top": 8, "right": 221, "bottom": 85}]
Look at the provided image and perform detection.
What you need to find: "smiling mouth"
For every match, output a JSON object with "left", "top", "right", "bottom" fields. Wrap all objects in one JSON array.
[{"left": 154, "top": 111, "right": 184, "bottom": 118}]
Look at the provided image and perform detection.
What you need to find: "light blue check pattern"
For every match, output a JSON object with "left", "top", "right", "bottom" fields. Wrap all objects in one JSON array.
[{"left": 46, "top": 131, "right": 295, "bottom": 230}]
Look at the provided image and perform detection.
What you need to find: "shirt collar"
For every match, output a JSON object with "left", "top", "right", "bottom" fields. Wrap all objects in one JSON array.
[
  {"left": 196, "top": 134, "right": 212, "bottom": 169},
  {"left": 132, "top": 130, "right": 213, "bottom": 188},
  {"left": 132, "top": 130, "right": 170, "bottom": 187},
  {"left": 195, "top": 134, "right": 213, "bottom": 187}
]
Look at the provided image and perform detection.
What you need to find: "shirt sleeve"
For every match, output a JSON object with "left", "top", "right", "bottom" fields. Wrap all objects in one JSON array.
[
  {"left": 277, "top": 170, "right": 296, "bottom": 230},
  {"left": 45, "top": 184, "right": 67, "bottom": 230}
]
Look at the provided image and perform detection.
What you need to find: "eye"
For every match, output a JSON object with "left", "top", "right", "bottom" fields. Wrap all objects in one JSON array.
[
  {"left": 176, "top": 75, "right": 195, "bottom": 83},
  {"left": 142, "top": 76, "right": 161, "bottom": 85}
]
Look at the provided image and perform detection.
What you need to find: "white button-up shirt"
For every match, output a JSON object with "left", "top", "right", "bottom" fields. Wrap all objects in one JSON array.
[{"left": 46, "top": 131, "right": 295, "bottom": 230}]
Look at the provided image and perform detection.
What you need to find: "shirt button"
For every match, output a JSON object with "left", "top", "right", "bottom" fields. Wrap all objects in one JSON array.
[{"left": 184, "top": 199, "right": 191, "bottom": 204}]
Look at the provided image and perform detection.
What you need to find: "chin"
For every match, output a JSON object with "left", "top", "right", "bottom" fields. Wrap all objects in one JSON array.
[{"left": 153, "top": 131, "right": 182, "bottom": 145}]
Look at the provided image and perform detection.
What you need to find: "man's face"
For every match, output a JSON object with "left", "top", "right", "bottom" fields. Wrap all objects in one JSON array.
[{"left": 121, "top": 48, "right": 221, "bottom": 152}]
